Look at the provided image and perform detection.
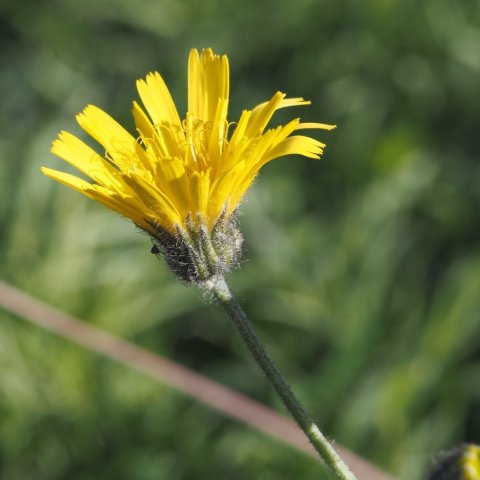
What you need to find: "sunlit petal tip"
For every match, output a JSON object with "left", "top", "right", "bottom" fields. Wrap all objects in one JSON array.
[
  {"left": 50, "top": 140, "right": 62, "bottom": 155},
  {"left": 78, "top": 104, "right": 93, "bottom": 116},
  {"left": 297, "top": 122, "right": 337, "bottom": 131},
  {"left": 189, "top": 48, "right": 200, "bottom": 61},
  {"left": 75, "top": 104, "right": 94, "bottom": 125},
  {"left": 284, "top": 97, "right": 310, "bottom": 107},
  {"left": 50, "top": 131, "right": 65, "bottom": 151},
  {"left": 135, "top": 77, "right": 146, "bottom": 89},
  {"left": 41, "top": 166, "right": 64, "bottom": 180},
  {"left": 41, "top": 167, "right": 91, "bottom": 190},
  {"left": 144, "top": 72, "right": 162, "bottom": 86}
]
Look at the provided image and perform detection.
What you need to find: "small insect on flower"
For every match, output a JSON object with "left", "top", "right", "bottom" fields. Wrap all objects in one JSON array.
[{"left": 42, "top": 48, "right": 335, "bottom": 285}]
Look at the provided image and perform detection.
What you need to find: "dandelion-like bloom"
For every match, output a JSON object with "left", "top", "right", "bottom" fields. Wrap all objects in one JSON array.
[
  {"left": 40, "top": 50, "right": 361, "bottom": 480},
  {"left": 427, "top": 444, "right": 480, "bottom": 480},
  {"left": 42, "top": 48, "right": 334, "bottom": 283}
]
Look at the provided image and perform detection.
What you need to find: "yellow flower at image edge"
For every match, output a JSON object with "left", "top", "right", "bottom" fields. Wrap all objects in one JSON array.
[
  {"left": 42, "top": 48, "right": 335, "bottom": 284},
  {"left": 462, "top": 445, "right": 480, "bottom": 480},
  {"left": 427, "top": 444, "right": 480, "bottom": 480}
]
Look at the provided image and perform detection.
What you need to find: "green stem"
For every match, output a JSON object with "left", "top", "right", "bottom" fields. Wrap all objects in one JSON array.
[{"left": 207, "top": 275, "right": 358, "bottom": 480}]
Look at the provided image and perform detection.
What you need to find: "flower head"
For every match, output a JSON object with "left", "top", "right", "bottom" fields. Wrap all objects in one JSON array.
[
  {"left": 427, "top": 444, "right": 480, "bottom": 480},
  {"left": 42, "top": 48, "right": 335, "bottom": 283}
]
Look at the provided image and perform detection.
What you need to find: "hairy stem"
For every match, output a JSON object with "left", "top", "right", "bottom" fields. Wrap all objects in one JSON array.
[{"left": 205, "top": 276, "right": 358, "bottom": 480}]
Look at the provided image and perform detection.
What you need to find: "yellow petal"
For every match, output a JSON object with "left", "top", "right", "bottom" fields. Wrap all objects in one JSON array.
[
  {"left": 207, "top": 97, "right": 229, "bottom": 167},
  {"left": 136, "top": 72, "right": 185, "bottom": 146},
  {"left": 209, "top": 160, "right": 246, "bottom": 221},
  {"left": 154, "top": 157, "right": 190, "bottom": 215},
  {"left": 297, "top": 122, "right": 337, "bottom": 131},
  {"left": 246, "top": 91, "right": 285, "bottom": 137},
  {"left": 41, "top": 167, "right": 151, "bottom": 229},
  {"left": 188, "top": 48, "right": 229, "bottom": 123},
  {"left": 41, "top": 167, "right": 93, "bottom": 193},
  {"left": 251, "top": 96, "right": 310, "bottom": 115},
  {"left": 123, "top": 172, "right": 181, "bottom": 230},
  {"left": 87, "top": 185, "right": 151, "bottom": 228},
  {"left": 227, "top": 170, "right": 258, "bottom": 215},
  {"left": 228, "top": 109, "right": 252, "bottom": 148},
  {"left": 51, "top": 131, "right": 121, "bottom": 189},
  {"left": 132, "top": 101, "right": 179, "bottom": 161},
  {"left": 189, "top": 170, "right": 210, "bottom": 220},
  {"left": 77, "top": 105, "right": 149, "bottom": 171},
  {"left": 265, "top": 135, "right": 326, "bottom": 161}
]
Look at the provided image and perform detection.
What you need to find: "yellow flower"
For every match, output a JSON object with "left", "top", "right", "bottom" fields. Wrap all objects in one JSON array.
[
  {"left": 42, "top": 48, "right": 334, "bottom": 237},
  {"left": 427, "top": 444, "right": 480, "bottom": 480},
  {"left": 462, "top": 445, "right": 480, "bottom": 480}
]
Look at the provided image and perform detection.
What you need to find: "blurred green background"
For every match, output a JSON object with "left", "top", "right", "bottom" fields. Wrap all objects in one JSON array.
[{"left": 1, "top": 0, "right": 479, "bottom": 479}]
